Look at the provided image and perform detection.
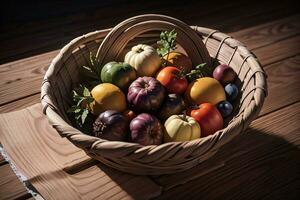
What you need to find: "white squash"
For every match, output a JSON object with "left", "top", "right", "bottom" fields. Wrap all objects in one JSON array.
[
  {"left": 124, "top": 44, "right": 161, "bottom": 77},
  {"left": 164, "top": 115, "right": 201, "bottom": 142}
]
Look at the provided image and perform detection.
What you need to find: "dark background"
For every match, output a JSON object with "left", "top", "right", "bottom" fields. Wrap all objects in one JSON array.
[{"left": 0, "top": 0, "right": 298, "bottom": 64}]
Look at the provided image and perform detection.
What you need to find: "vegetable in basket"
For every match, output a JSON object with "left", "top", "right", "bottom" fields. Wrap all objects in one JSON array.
[
  {"left": 127, "top": 76, "right": 165, "bottom": 113},
  {"left": 163, "top": 52, "right": 192, "bottom": 73},
  {"left": 188, "top": 103, "right": 223, "bottom": 137},
  {"left": 164, "top": 114, "right": 201, "bottom": 142},
  {"left": 124, "top": 44, "right": 161, "bottom": 77},
  {"left": 158, "top": 94, "right": 185, "bottom": 121},
  {"left": 185, "top": 77, "right": 226, "bottom": 106},
  {"left": 90, "top": 83, "right": 127, "bottom": 115},
  {"left": 213, "top": 64, "right": 236, "bottom": 85},
  {"left": 101, "top": 61, "right": 137, "bottom": 91},
  {"left": 129, "top": 113, "right": 164, "bottom": 145},
  {"left": 93, "top": 110, "right": 128, "bottom": 141}
]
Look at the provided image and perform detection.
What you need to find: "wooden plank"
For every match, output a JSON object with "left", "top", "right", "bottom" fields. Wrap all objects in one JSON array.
[
  {"left": 1, "top": 19, "right": 299, "bottom": 107},
  {"left": 230, "top": 14, "right": 300, "bottom": 50},
  {"left": 0, "top": 93, "right": 40, "bottom": 113},
  {"left": 0, "top": 104, "right": 162, "bottom": 200},
  {"left": 155, "top": 101, "right": 300, "bottom": 199},
  {"left": 259, "top": 55, "right": 300, "bottom": 116},
  {"left": 254, "top": 35, "right": 300, "bottom": 66},
  {"left": 0, "top": 164, "right": 31, "bottom": 200},
  {"left": 1, "top": 55, "right": 298, "bottom": 198},
  {"left": 262, "top": 179, "right": 300, "bottom": 200},
  {"left": 1, "top": 43, "right": 299, "bottom": 118},
  {"left": 0, "top": 50, "right": 58, "bottom": 106}
]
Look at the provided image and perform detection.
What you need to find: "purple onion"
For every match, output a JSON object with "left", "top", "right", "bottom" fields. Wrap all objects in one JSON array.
[
  {"left": 93, "top": 110, "right": 128, "bottom": 141},
  {"left": 213, "top": 64, "right": 236, "bottom": 85},
  {"left": 129, "top": 113, "right": 163, "bottom": 145},
  {"left": 127, "top": 76, "right": 165, "bottom": 113}
]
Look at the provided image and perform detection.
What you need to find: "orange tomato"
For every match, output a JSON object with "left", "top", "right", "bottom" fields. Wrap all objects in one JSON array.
[
  {"left": 164, "top": 52, "right": 192, "bottom": 73},
  {"left": 156, "top": 66, "right": 188, "bottom": 94}
]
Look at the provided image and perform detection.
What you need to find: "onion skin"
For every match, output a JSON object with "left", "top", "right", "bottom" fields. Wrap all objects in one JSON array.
[
  {"left": 129, "top": 113, "right": 163, "bottom": 145},
  {"left": 93, "top": 110, "right": 128, "bottom": 141},
  {"left": 213, "top": 64, "right": 236, "bottom": 85},
  {"left": 127, "top": 76, "right": 165, "bottom": 113}
]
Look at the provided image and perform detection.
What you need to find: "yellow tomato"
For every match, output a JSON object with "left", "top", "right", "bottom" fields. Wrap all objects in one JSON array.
[
  {"left": 164, "top": 52, "right": 192, "bottom": 73},
  {"left": 90, "top": 83, "right": 127, "bottom": 115},
  {"left": 185, "top": 77, "right": 226, "bottom": 105}
]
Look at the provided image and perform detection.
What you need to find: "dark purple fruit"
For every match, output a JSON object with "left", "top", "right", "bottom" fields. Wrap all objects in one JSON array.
[
  {"left": 93, "top": 110, "right": 128, "bottom": 141},
  {"left": 158, "top": 94, "right": 185, "bottom": 120},
  {"left": 225, "top": 83, "right": 239, "bottom": 102},
  {"left": 217, "top": 100, "right": 233, "bottom": 118},
  {"left": 129, "top": 113, "right": 163, "bottom": 145},
  {"left": 127, "top": 76, "right": 165, "bottom": 113},
  {"left": 213, "top": 64, "right": 236, "bottom": 85}
]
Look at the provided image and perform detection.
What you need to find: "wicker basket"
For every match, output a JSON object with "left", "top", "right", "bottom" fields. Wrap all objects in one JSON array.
[{"left": 41, "top": 14, "right": 267, "bottom": 175}]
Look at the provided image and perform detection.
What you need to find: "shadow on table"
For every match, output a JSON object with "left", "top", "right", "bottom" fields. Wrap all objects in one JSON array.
[
  {"left": 155, "top": 127, "right": 300, "bottom": 199},
  {"left": 97, "top": 127, "right": 300, "bottom": 199}
]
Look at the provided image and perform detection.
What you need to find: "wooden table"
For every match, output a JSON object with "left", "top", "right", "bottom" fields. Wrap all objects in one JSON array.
[{"left": 0, "top": 1, "right": 299, "bottom": 199}]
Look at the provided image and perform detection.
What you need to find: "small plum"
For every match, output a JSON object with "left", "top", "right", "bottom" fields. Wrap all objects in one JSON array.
[
  {"left": 225, "top": 83, "right": 239, "bottom": 102},
  {"left": 217, "top": 100, "right": 233, "bottom": 118}
]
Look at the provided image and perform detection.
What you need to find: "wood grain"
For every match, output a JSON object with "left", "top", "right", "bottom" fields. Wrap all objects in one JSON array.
[
  {"left": 255, "top": 35, "right": 300, "bottom": 66},
  {"left": 0, "top": 51, "right": 58, "bottom": 106},
  {"left": 259, "top": 55, "right": 300, "bottom": 116},
  {"left": 155, "top": 101, "right": 300, "bottom": 199},
  {"left": 0, "top": 93, "right": 40, "bottom": 113},
  {"left": 230, "top": 14, "right": 300, "bottom": 50},
  {"left": 0, "top": 5, "right": 299, "bottom": 199},
  {"left": 0, "top": 164, "right": 32, "bottom": 200},
  {"left": 0, "top": 104, "right": 162, "bottom": 200},
  {"left": 1, "top": 17, "right": 299, "bottom": 108}
]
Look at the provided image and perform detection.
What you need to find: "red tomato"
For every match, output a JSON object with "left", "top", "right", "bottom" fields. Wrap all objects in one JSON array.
[
  {"left": 188, "top": 103, "right": 223, "bottom": 137},
  {"left": 156, "top": 66, "right": 188, "bottom": 94}
]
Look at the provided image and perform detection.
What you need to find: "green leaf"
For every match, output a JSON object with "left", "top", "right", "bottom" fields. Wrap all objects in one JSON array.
[
  {"left": 76, "top": 98, "right": 85, "bottom": 106},
  {"left": 74, "top": 108, "right": 81, "bottom": 113},
  {"left": 86, "top": 96, "right": 94, "bottom": 104},
  {"left": 195, "top": 63, "right": 207, "bottom": 69},
  {"left": 79, "top": 65, "right": 99, "bottom": 80},
  {"left": 67, "top": 105, "right": 80, "bottom": 113},
  {"left": 83, "top": 87, "right": 91, "bottom": 97},
  {"left": 156, "top": 29, "right": 178, "bottom": 58},
  {"left": 81, "top": 109, "right": 89, "bottom": 124}
]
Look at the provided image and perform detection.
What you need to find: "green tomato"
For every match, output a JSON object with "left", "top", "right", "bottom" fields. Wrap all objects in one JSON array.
[{"left": 101, "top": 62, "right": 137, "bottom": 91}]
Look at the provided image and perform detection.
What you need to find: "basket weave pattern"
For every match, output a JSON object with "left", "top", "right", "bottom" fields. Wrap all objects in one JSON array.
[{"left": 41, "top": 14, "right": 267, "bottom": 175}]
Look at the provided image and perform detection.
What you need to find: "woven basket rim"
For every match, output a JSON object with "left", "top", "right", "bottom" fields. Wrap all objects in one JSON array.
[{"left": 41, "top": 14, "right": 267, "bottom": 175}]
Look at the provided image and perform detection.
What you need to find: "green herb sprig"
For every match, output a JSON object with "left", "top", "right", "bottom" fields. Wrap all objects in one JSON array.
[
  {"left": 179, "top": 63, "right": 213, "bottom": 82},
  {"left": 157, "top": 29, "right": 177, "bottom": 66},
  {"left": 79, "top": 52, "right": 102, "bottom": 87},
  {"left": 68, "top": 85, "right": 94, "bottom": 133}
]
